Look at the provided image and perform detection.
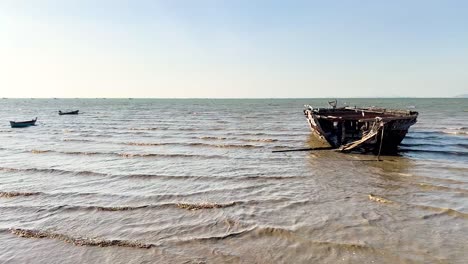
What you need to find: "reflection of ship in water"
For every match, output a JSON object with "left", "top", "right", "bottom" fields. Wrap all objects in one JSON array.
[
  {"left": 304, "top": 101, "right": 418, "bottom": 154},
  {"left": 305, "top": 133, "right": 417, "bottom": 196}
]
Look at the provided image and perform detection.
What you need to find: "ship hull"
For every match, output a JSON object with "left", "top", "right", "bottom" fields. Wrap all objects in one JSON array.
[{"left": 304, "top": 107, "right": 418, "bottom": 154}]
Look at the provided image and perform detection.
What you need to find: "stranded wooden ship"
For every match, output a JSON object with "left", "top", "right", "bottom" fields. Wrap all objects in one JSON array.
[{"left": 304, "top": 101, "right": 418, "bottom": 154}]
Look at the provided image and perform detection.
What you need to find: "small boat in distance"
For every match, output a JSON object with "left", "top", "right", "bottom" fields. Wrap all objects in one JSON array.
[
  {"left": 304, "top": 101, "right": 418, "bottom": 154},
  {"left": 10, "top": 118, "right": 37, "bottom": 128},
  {"left": 59, "top": 110, "right": 79, "bottom": 115}
]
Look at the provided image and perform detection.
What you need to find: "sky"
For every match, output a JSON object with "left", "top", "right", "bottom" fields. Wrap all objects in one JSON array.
[{"left": 0, "top": 0, "right": 467, "bottom": 98}]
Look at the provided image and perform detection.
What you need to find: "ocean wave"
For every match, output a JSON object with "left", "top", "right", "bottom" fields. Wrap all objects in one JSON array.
[
  {"left": 410, "top": 130, "right": 468, "bottom": 137},
  {"left": 271, "top": 145, "right": 301, "bottom": 149},
  {"left": 0, "top": 191, "right": 42, "bottom": 198},
  {"left": 63, "top": 139, "right": 165, "bottom": 146},
  {"left": 5, "top": 183, "right": 272, "bottom": 202},
  {"left": 211, "top": 144, "right": 260, "bottom": 149},
  {"left": 175, "top": 227, "right": 257, "bottom": 244},
  {"left": 124, "top": 142, "right": 261, "bottom": 149},
  {"left": 62, "top": 138, "right": 96, "bottom": 143},
  {"left": 123, "top": 174, "right": 217, "bottom": 180},
  {"left": 198, "top": 136, "right": 278, "bottom": 143},
  {"left": 2, "top": 200, "right": 244, "bottom": 214},
  {"left": 142, "top": 184, "right": 272, "bottom": 200},
  {"left": 9, "top": 228, "right": 156, "bottom": 249},
  {"left": 53, "top": 138, "right": 265, "bottom": 149},
  {"left": 240, "top": 138, "right": 278, "bottom": 142},
  {"left": 415, "top": 182, "right": 468, "bottom": 194},
  {"left": 368, "top": 194, "right": 468, "bottom": 219},
  {"left": 125, "top": 174, "right": 303, "bottom": 183},
  {"left": 400, "top": 142, "right": 468, "bottom": 149},
  {"left": 0, "top": 166, "right": 190, "bottom": 181},
  {"left": 62, "top": 151, "right": 102, "bottom": 155},
  {"left": 77, "top": 133, "right": 113, "bottom": 138},
  {"left": 0, "top": 166, "right": 302, "bottom": 183},
  {"left": 445, "top": 126, "right": 468, "bottom": 131},
  {"left": 127, "top": 127, "right": 228, "bottom": 132},
  {"left": 31, "top": 149, "right": 51, "bottom": 154},
  {"left": 118, "top": 153, "right": 223, "bottom": 158},
  {"left": 123, "top": 142, "right": 167, "bottom": 146},
  {"left": 0, "top": 204, "right": 149, "bottom": 212},
  {"left": 175, "top": 224, "right": 377, "bottom": 253},
  {"left": 405, "top": 135, "right": 443, "bottom": 140},
  {"left": 176, "top": 201, "right": 238, "bottom": 211},
  {"left": 174, "top": 224, "right": 386, "bottom": 258},
  {"left": 171, "top": 127, "right": 225, "bottom": 132},
  {"left": 257, "top": 132, "right": 308, "bottom": 137},
  {"left": 0, "top": 167, "right": 109, "bottom": 177},
  {"left": 129, "top": 127, "right": 168, "bottom": 131},
  {"left": 54, "top": 204, "right": 151, "bottom": 212},
  {"left": 399, "top": 148, "right": 468, "bottom": 157},
  {"left": 227, "top": 132, "right": 269, "bottom": 136},
  {"left": 199, "top": 136, "right": 228, "bottom": 140},
  {"left": 243, "top": 175, "right": 306, "bottom": 180},
  {"left": 442, "top": 130, "right": 468, "bottom": 136},
  {"left": 415, "top": 205, "right": 468, "bottom": 219},
  {"left": 24, "top": 149, "right": 224, "bottom": 159}
]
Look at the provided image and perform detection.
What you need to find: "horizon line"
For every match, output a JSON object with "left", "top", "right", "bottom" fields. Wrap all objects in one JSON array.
[{"left": 1, "top": 96, "right": 465, "bottom": 99}]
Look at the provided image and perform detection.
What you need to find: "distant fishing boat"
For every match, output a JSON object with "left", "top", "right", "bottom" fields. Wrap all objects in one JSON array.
[
  {"left": 10, "top": 118, "right": 37, "bottom": 128},
  {"left": 304, "top": 100, "right": 418, "bottom": 154},
  {"left": 59, "top": 110, "right": 79, "bottom": 115}
]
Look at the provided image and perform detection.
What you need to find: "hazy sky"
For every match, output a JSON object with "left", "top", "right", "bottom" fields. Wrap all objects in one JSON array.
[{"left": 1, "top": 0, "right": 467, "bottom": 98}]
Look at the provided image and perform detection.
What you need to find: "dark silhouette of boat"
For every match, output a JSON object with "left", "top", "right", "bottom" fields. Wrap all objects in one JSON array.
[
  {"left": 304, "top": 101, "right": 418, "bottom": 154},
  {"left": 59, "top": 110, "right": 79, "bottom": 115},
  {"left": 10, "top": 118, "right": 37, "bottom": 128}
]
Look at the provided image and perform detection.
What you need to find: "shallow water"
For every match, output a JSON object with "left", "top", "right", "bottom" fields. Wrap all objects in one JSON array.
[{"left": 0, "top": 98, "right": 466, "bottom": 263}]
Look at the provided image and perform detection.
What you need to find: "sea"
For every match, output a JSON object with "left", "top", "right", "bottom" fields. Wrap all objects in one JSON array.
[{"left": 0, "top": 98, "right": 466, "bottom": 263}]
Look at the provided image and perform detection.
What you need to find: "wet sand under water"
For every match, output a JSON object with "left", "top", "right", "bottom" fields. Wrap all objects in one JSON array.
[{"left": 0, "top": 98, "right": 467, "bottom": 263}]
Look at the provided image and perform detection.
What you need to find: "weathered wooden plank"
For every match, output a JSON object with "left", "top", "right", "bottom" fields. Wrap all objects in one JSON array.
[{"left": 272, "top": 147, "right": 333, "bottom": 153}]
